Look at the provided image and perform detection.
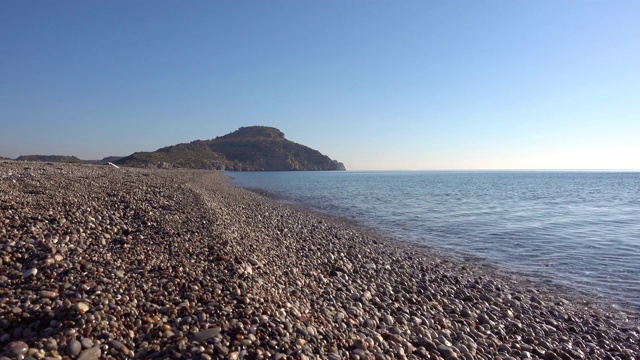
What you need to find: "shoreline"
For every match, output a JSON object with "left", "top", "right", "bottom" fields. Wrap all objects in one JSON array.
[
  {"left": 1, "top": 161, "right": 638, "bottom": 359},
  {"left": 234, "top": 180, "right": 640, "bottom": 321}
]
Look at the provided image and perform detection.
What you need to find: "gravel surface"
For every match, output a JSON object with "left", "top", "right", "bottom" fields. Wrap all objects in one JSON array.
[{"left": 1, "top": 161, "right": 638, "bottom": 360}]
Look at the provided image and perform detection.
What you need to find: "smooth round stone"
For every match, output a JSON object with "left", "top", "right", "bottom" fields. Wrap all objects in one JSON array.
[
  {"left": 193, "top": 328, "right": 221, "bottom": 342},
  {"left": 67, "top": 339, "right": 82, "bottom": 357},
  {"left": 74, "top": 302, "right": 90, "bottom": 313},
  {"left": 39, "top": 291, "right": 57, "bottom": 299},
  {"left": 437, "top": 337, "right": 452, "bottom": 347},
  {"left": 363, "top": 319, "right": 377, "bottom": 329},
  {"left": 306, "top": 326, "right": 317, "bottom": 337},
  {"left": 295, "top": 327, "right": 308, "bottom": 337},
  {"left": 108, "top": 340, "right": 129, "bottom": 354},
  {"left": 22, "top": 268, "right": 37, "bottom": 278},
  {"left": 437, "top": 345, "right": 458, "bottom": 360},
  {"left": 43, "top": 338, "right": 58, "bottom": 351},
  {"left": 387, "top": 326, "right": 402, "bottom": 335},
  {"left": 354, "top": 339, "right": 368, "bottom": 350},
  {"left": 6, "top": 341, "right": 29, "bottom": 356},
  {"left": 247, "top": 257, "right": 262, "bottom": 267},
  {"left": 77, "top": 347, "right": 101, "bottom": 360},
  {"left": 80, "top": 338, "right": 94, "bottom": 349}
]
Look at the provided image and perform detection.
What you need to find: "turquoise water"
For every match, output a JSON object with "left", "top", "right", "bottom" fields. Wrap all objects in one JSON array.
[{"left": 227, "top": 171, "right": 640, "bottom": 312}]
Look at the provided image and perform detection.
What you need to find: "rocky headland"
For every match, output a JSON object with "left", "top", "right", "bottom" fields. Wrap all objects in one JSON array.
[
  {"left": 6, "top": 126, "right": 345, "bottom": 172},
  {"left": 0, "top": 161, "right": 638, "bottom": 360},
  {"left": 114, "top": 126, "right": 346, "bottom": 171}
]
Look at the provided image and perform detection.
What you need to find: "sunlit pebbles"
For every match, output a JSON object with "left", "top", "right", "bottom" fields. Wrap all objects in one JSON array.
[{"left": 0, "top": 161, "right": 638, "bottom": 359}]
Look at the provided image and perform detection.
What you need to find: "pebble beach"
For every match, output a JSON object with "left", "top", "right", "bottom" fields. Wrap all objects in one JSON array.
[{"left": 1, "top": 161, "right": 638, "bottom": 360}]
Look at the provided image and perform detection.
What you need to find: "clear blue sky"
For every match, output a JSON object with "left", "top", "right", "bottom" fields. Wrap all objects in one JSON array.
[{"left": 1, "top": 1, "right": 638, "bottom": 170}]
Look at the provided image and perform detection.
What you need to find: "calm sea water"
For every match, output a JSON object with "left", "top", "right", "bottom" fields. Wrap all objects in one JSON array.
[{"left": 227, "top": 171, "right": 640, "bottom": 312}]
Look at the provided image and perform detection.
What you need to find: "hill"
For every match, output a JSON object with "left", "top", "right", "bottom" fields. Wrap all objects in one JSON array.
[
  {"left": 115, "top": 126, "right": 346, "bottom": 171},
  {"left": 13, "top": 155, "right": 123, "bottom": 165},
  {"left": 15, "top": 155, "right": 84, "bottom": 163},
  {"left": 92, "top": 156, "right": 124, "bottom": 164}
]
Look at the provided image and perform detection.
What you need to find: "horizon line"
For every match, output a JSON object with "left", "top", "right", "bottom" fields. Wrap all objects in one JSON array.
[
  {"left": 345, "top": 169, "right": 640, "bottom": 172},
  {"left": 2, "top": 158, "right": 638, "bottom": 172}
]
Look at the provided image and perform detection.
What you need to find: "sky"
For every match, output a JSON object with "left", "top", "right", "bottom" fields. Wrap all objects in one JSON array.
[{"left": 1, "top": 1, "right": 638, "bottom": 170}]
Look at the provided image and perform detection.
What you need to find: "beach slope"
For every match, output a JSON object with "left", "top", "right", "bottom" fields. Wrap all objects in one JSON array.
[{"left": 0, "top": 161, "right": 637, "bottom": 359}]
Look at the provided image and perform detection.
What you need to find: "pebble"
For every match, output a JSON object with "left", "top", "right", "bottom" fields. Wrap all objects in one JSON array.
[
  {"left": 67, "top": 339, "right": 82, "bottom": 357},
  {"left": 193, "top": 328, "right": 221, "bottom": 342},
  {"left": 5, "top": 342, "right": 29, "bottom": 356},
  {"left": 39, "top": 290, "right": 57, "bottom": 299},
  {"left": 74, "top": 302, "right": 90, "bottom": 313},
  {"left": 80, "top": 338, "right": 94, "bottom": 349},
  {"left": 76, "top": 347, "right": 101, "bottom": 360},
  {"left": 438, "top": 345, "right": 458, "bottom": 360},
  {"left": 108, "top": 340, "right": 129, "bottom": 355},
  {"left": 22, "top": 268, "right": 37, "bottom": 278},
  {"left": 247, "top": 257, "right": 262, "bottom": 267}
]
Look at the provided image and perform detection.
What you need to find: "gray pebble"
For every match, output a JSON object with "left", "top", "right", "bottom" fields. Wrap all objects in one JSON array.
[
  {"left": 108, "top": 340, "right": 128, "bottom": 354},
  {"left": 193, "top": 328, "right": 221, "bottom": 342},
  {"left": 67, "top": 339, "right": 82, "bottom": 357},
  {"left": 77, "top": 347, "right": 101, "bottom": 360},
  {"left": 22, "top": 268, "right": 37, "bottom": 278},
  {"left": 80, "top": 338, "right": 94, "bottom": 349}
]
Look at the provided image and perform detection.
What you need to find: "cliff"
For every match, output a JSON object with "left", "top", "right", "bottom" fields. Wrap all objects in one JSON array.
[{"left": 115, "top": 126, "right": 346, "bottom": 171}]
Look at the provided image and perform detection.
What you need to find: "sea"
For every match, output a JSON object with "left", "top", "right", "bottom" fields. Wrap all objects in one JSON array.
[{"left": 226, "top": 171, "right": 640, "bottom": 313}]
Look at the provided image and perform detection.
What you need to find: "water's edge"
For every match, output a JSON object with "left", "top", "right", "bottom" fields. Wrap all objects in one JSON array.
[{"left": 227, "top": 176, "right": 639, "bottom": 326}]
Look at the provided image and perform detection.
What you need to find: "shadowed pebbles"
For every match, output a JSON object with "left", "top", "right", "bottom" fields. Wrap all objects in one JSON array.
[{"left": 0, "top": 161, "right": 638, "bottom": 359}]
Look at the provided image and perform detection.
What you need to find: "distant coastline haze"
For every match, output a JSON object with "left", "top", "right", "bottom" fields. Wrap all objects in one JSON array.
[{"left": 1, "top": 1, "right": 638, "bottom": 170}]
